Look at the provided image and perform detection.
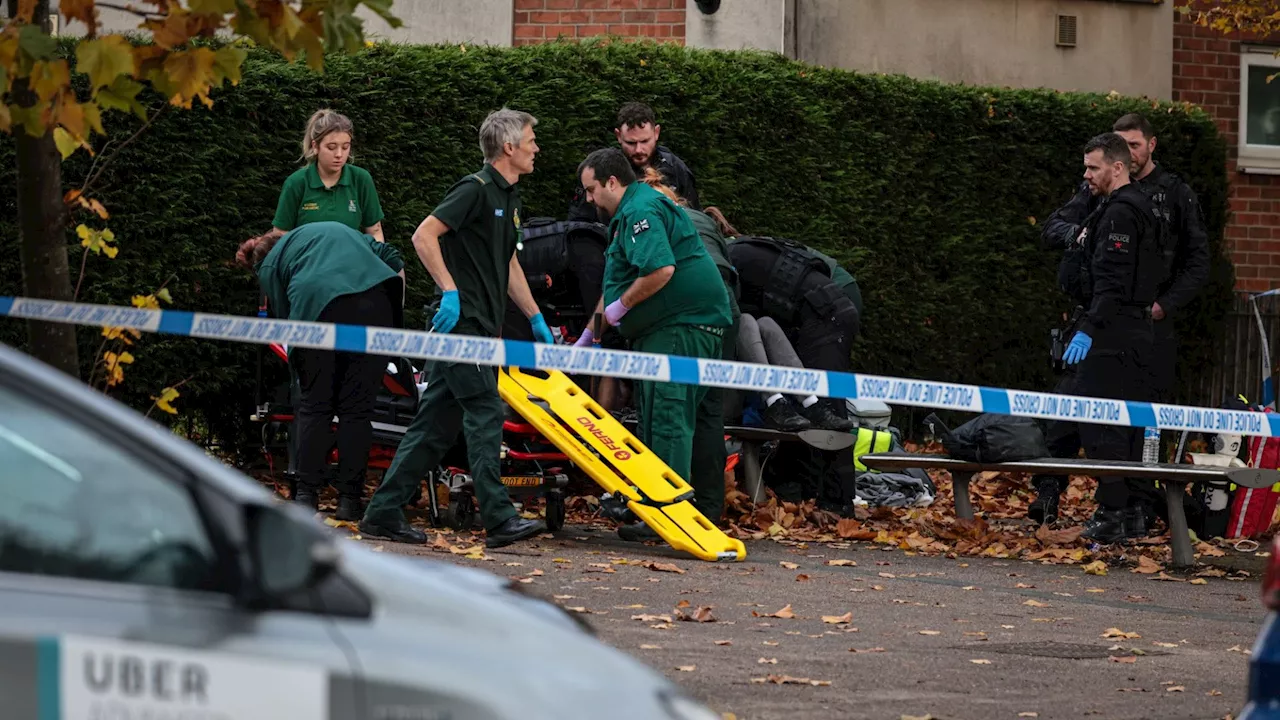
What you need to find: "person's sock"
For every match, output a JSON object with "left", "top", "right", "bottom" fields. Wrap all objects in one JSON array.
[
  {"left": 766, "top": 393, "right": 784, "bottom": 407},
  {"left": 801, "top": 395, "right": 819, "bottom": 408}
]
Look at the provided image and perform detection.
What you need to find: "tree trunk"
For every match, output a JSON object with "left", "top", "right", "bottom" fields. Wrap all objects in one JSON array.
[{"left": 10, "top": 0, "right": 80, "bottom": 378}]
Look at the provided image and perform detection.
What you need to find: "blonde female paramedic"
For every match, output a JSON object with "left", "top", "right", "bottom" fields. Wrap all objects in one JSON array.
[{"left": 273, "top": 108, "right": 387, "bottom": 241}]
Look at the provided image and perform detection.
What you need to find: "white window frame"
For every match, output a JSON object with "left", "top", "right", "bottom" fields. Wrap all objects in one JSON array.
[{"left": 1239, "top": 45, "right": 1280, "bottom": 174}]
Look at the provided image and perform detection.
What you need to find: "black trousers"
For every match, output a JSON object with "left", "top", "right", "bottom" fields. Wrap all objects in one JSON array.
[
  {"left": 293, "top": 285, "right": 394, "bottom": 498},
  {"left": 1035, "top": 316, "right": 1157, "bottom": 510}
]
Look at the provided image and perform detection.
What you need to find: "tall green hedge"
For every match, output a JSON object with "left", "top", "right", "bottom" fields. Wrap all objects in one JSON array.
[{"left": 0, "top": 40, "right": 1233, "bottom": 455}]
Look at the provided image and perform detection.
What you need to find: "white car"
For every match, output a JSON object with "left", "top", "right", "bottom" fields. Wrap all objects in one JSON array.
[{"left": 0, "top": 341, "right": 717, "bottom": 720}]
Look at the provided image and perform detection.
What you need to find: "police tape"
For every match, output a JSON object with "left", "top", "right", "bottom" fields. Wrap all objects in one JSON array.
[{"left": 4, "top": 295, "right": 1280, "bottom": 439}]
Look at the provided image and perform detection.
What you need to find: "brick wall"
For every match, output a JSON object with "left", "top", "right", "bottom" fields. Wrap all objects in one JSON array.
[
  {"left": 1173, "top": 10, "right": 1280, "bottom": 292},
  {"left": 513, "top": 0, "right": 686, "bottom": 47}
]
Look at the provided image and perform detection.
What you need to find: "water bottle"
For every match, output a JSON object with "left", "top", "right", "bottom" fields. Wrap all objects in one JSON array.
[{"left": 1142, "top": 427, "right": 1161, "bottom": 464}]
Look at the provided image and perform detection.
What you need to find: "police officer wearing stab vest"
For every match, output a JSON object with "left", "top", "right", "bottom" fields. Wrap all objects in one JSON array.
[
  {"left": 1033, "top": 114, "right": 1209, "bottom": 529},
  {"left": 1033, "top": 132, "right": 1169, "bottom": 544},
  {"left": 726, "top": 235, "right": 861, "bottom": 432},
  {"left": 1042, "top": 113, "right": 1210, "bottom": 402},
  {"left": 361, "top": 108, "right": 555, "bottom": 548}
]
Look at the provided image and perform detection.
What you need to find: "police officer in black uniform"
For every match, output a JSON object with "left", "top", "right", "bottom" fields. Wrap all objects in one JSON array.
[
  {"left": 1031, "top": 132, "right": 1169, "bottom": 543},
  {"left": 1042, "top": 113, "right": 1210, "bottom": 401},
  {"left": 1033, "top": 114, "right": 1209, "bottom": 528},
  {"left": 726, "top": 234, "right": 860, "bottom": 432},
  {"left": 569, "top": 101, "right": 699, "bottom": 223}
]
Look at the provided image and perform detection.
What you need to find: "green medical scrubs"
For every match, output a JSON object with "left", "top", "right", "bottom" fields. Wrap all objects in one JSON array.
[
  {"left": 273, "top": 163, "right": 384, "bottom": 232},
  {"left": 685, "top": 207, "right": 742, "bottom": 521},
  {"left": 364, "top": 164, "right": 523, "bottom": 532},
  {"left": 603, "top": 183, "right": 731, "bottom": 519}
]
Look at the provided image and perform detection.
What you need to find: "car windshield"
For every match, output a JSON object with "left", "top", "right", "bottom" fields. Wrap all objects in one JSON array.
[{"left": 0, "top": 385, "right": 219, "bottom": 591}]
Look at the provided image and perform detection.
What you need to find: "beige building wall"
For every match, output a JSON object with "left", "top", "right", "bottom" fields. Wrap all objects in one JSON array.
[
  {"left": 52, "top": 0, "right": 515, "bottom": 47},
  {"left": 795, "top": 0, "right": 1174, "bottom": 99}
]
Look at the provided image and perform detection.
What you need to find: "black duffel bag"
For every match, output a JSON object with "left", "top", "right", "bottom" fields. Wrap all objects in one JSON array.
[{"left": 923, "top": 412, "right": 1048, "bottom": 463}]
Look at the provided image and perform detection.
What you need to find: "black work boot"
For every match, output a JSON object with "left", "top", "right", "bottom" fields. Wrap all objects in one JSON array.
[
  {"left": 485, "top": 515, "right": 547, "bottom": 549},
  {"left": 293, "top": 488, "right": 320, "bottom": 512},
  {"left": 800, "top": 400, "right": 857, "bottom": 432},
  {"left": 618, "top": 522, "right": 662, "bottom": 543},
  {"left": 1027, "top": 478, "right": 1061, "bottom": 526},
  {"left": 1081, "top": 506, "right": 1130, "bottom": 544},
  {"left": 764, "top": 398, "right": 812, "bottom": 432},
  {"left": 358, "top": 514, "right": 428, "bottom": 544},
  {"left": 1123, "top": 503, "right": 1149, "bottom": 538},
  {"left": 335, "top": 495, "right": 363, "bottom": 522}
]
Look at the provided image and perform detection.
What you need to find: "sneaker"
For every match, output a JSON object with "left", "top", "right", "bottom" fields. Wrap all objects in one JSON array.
[
  {"left": 763, "top": 398, "right": 812, "bottom": 432},
  {"left": 1081, "top": 507, "right": 1129, "bottom": 544},
  {"left": 1027, "top": 478, "right": 1060, "bottom": 525},
  {"left": 800, "top": 401, "right": 857, "bottom": 432}
]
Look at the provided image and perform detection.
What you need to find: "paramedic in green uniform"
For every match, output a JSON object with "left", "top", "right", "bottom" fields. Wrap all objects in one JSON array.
[
  {"left": 273, "top": 109, "right": 387, "bottom": 241},
  {"left": 235, "top": 222, "right": 404, "bottom": 520},
  {"left": 577, "top": 147, "right": 732, "bottom": 541},
  {"left": 360, "top": 108, "right": 555, "bottom": 548}
]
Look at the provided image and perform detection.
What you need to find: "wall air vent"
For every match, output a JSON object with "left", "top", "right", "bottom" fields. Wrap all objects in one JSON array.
[{"left": 1056, "top": 14, "right": 1078, "bottom": 48}]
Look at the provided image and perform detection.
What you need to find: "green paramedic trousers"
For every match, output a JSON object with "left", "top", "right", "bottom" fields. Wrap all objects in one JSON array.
[
  {"left": 364, "top": 360, "right": 516, "bottom": 531},
  {"left": 632, "top": 323, "right": 725, "bottom": 522}
]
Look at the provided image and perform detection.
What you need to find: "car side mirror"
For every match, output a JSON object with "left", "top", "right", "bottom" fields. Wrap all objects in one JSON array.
[{"left": 245, "top": 503, "right": 340, "bottom": 601}]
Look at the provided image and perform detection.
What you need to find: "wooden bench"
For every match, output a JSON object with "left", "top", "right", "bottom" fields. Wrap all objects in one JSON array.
[
  {"left": 725, "top": 426, "right": 857, "bottom": 504},
  {"left": 859, "top": 452, "right": 1280, "bottom": 568}
]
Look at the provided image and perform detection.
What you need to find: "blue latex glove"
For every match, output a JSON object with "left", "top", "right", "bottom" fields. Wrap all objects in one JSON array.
[
  {"left": 1063, "top": 331, "right": 1092, "bottom": 365},
  {"left": 530, "top": 313, "right": 555, "bottom": 344},
  {"left": 432, "top": 290, "right": 460, "bottom": 333}
]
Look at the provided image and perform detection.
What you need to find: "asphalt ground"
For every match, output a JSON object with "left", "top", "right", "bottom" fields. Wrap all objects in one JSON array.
[{"left": 371, "top": 521, "right": 1270, "bottom": 720}]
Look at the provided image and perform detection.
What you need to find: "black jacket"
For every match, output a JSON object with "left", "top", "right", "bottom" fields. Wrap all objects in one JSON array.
[
  {"left": 568, "top": 145, "right": 700, "bottom": 222},
  {"left": 1076, "top": 183, "right": 1163, "bottom": 337},
  {"left": 1041, "top": 164, "right": 1209, "bottom": 318}
]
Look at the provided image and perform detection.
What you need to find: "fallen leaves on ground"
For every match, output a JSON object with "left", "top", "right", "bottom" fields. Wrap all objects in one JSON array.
[
  {"left": 970, "top": 659, "right": 992, "bottom": 665},
  {"left": 640, "top": 561, "right": 686, "bottom": 574},
  {"left": 1109, "top": 655, "right": 1138, "bottom": 664},
  {"left": 632, "top": 613, "right": 673, "bottom": 623},
  {"left": 754, "top": 604, "right": 797, "bottom": 619},
  {"left": 1190, "top": 578, "right": 1209, "bottom": 585},
  {"left": 918, "top": 630, "right": 941, "bottom": 636},
  {"left": 676, "top": 605, "right": 716, "bottom": 623},
  {"left": 850, "top": 647, "right": 886, "bottom": 653},
  {"left": 1166, "top": 686, "right": 1185, "bottom": 692},
  {"left": 751, "top": 675, "right": 831, "bottom": 686},
  {"left": 714, "top": 640, "right": 732, "bottom": 646},
  {"left": 1083, "top": 560, "right": 1109, "bottom": 576},
  {"left": 1023, "top": 599, "right": 1049, "bottom": 608},
  {"left": 1196, "top": 541, "right": 1226, "bottom": 557},
  {"left": 780, "top": 561, "right": 799, "bottom": 569},
  {"left": 676, "top": 665, "right": 696, "bottom": 672},
  {"left": 757, "top": 657, "right": 778, "bottom": 664},
  {"left": 1151, "top": 572, "right": 1185, "bottom": 582},
  {"left": 826, "top": 559, "right": 857, "bottom": 566},
  {"left": 1133, "top": 556, "right": 1163, "bottom": 574},
  {"left": 822, "top": 612, "right": 853, "bottom": 624},
  {"left": 1103, "top": 628, "right": 1141, "bottom": 639}
]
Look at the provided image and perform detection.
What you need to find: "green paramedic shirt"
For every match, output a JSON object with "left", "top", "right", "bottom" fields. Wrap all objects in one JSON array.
[
  {"left": 256, "top": 221, "right": 404, "bottom": 326},
  {"left": 273, "top": 163, "right": 385, "bottom": 232},
  {"left": 602, "top": 182, "right": 732, "bottom": 340},
  {"left": 429, "top": 163, "right": 522, "bottom": 337}
]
